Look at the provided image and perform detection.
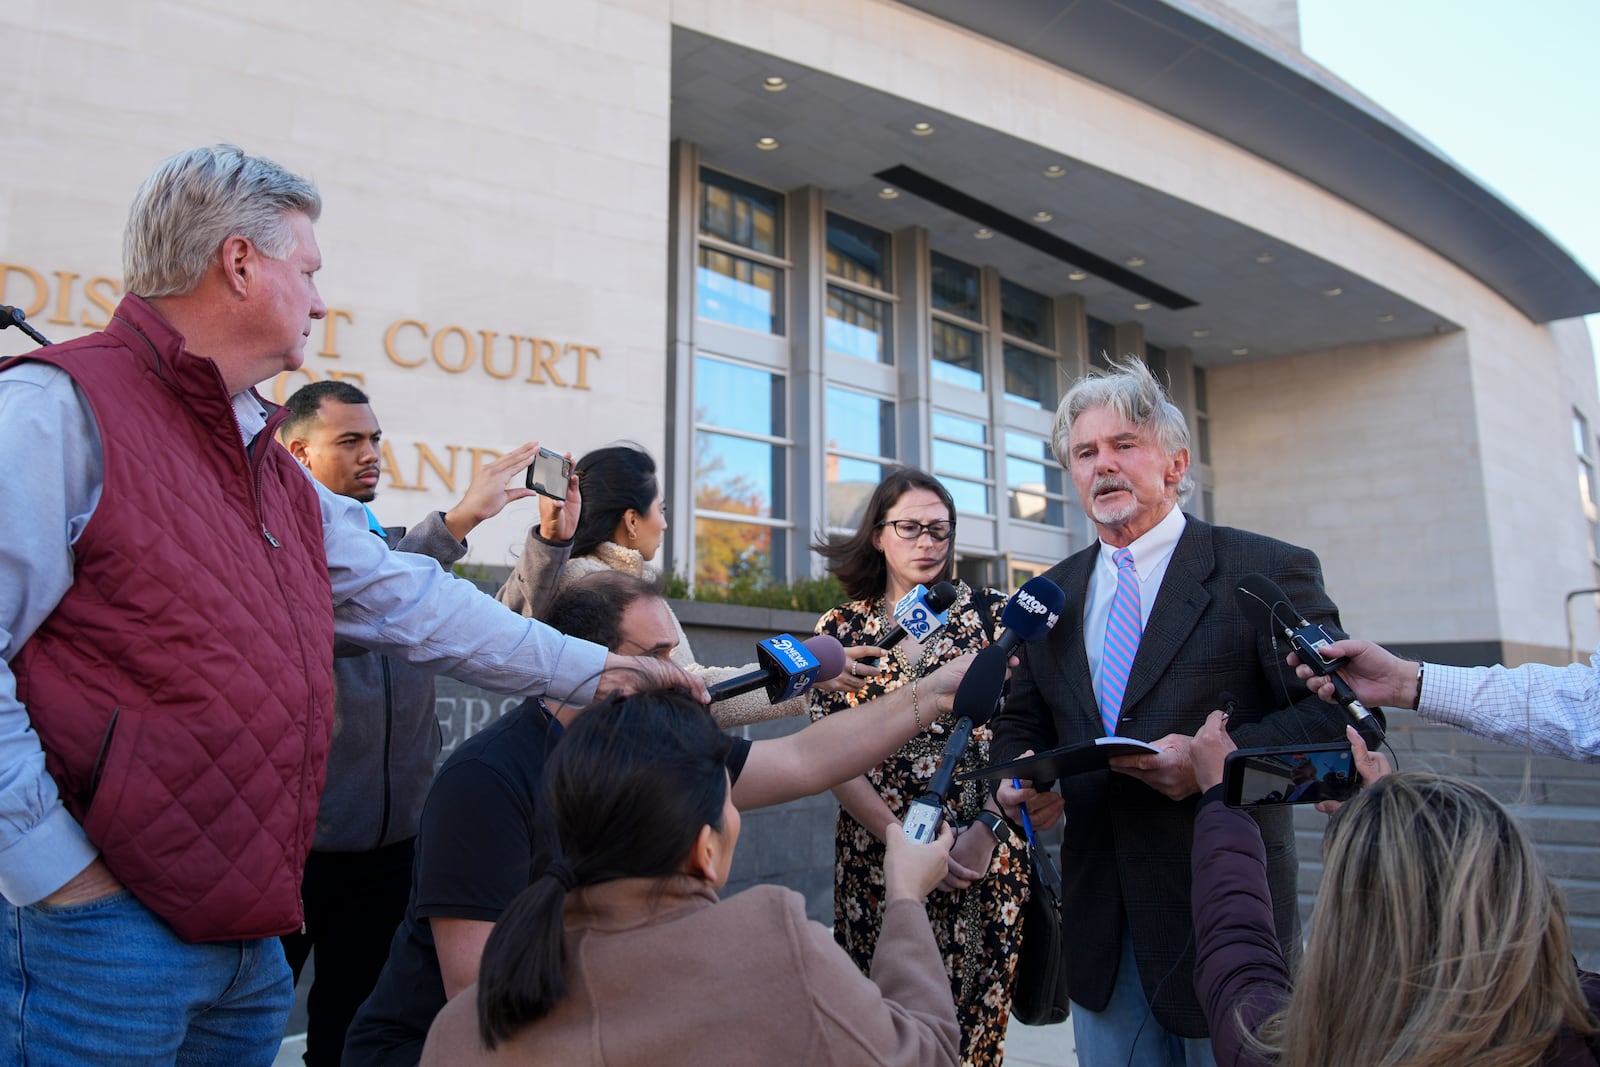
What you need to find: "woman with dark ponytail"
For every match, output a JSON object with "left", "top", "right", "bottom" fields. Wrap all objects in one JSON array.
[{"left": 420, "top": 688, "right": 962, "bottom": 1066}]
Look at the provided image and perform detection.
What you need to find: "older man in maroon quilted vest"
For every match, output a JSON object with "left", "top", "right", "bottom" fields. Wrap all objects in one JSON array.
[{"left": 0, "top": 145, "right": 700, "bottom": 1067}]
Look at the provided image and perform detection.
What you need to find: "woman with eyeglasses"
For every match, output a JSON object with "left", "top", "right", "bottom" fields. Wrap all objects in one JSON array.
[
  {"left": 498, "top": 442, "right": 802, "bottom": 727},
  {"left": 810, "top": 466, "right": 1028, "bottom": 1067}
]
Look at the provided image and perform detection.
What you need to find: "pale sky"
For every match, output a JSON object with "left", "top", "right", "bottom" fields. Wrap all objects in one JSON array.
[{"left": 1297, "top": 0, "right": 1600, "bottom": 349}]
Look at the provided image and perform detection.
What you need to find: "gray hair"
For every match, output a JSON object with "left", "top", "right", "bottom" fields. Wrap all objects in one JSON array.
[
  {"left": 1051, "top": 353, "right": 1196, "bottom": 503},
  {"left": 123, "top": 145, "right": 322, "bottom": 298}
]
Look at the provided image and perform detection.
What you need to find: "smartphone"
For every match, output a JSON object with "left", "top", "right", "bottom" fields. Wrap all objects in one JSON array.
[
  {"left": 1223, "top": 742, "right": 1358, "bottom": 808},
  {"left": 524, "top": 447, "right": 573, "bottom": 499}
]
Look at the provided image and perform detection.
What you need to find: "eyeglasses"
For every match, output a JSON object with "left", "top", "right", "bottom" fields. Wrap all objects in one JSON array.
[{"left": 877, "top": 519, "right": 956, "bottom": 542}]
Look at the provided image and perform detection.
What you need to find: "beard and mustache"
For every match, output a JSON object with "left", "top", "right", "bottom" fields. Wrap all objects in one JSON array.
[{"left": 1089, "top": 475, "right": 1139, "bottom": 525}]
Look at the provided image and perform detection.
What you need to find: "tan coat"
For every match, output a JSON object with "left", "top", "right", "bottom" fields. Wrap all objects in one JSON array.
[{"left": 421, "top": 877, "right": 959, "bottom": 1067}]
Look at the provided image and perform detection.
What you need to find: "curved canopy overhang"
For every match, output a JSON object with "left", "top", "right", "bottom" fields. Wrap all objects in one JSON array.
[{"left": 895, "top": 0, "right": 1600, "bottom": 324}]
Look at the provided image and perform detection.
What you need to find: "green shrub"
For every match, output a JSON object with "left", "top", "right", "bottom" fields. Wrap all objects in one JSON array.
[{"left": 666, "top": 572, "right": 847, "bottom": 614}]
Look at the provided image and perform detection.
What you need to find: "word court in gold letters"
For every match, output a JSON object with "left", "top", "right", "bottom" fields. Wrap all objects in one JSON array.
[
  {"left": 3, "top": 263, "right": 604, "bottom": 499},
  {"left": 0, "top": 263, "right": 603, "bottom": 402}
]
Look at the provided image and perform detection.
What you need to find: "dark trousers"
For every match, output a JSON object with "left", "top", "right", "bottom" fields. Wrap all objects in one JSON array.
[{"left": 280, "top": 838, "right": 415, "bottom": 1067}]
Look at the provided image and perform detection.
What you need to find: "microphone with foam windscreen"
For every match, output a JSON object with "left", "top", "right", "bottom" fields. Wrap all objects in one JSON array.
[
  {"left": 994, "top": 576, "right": 1067, "bottom": 654},
  {"left": 901, "top": 577, "right": 1066, "bottom": 843},
  {"left": 707, "top": 634, "right": 847, "bottom": 704},
  {"left": 1234, "top": 573, "right": 1386, "bottom": 749}
]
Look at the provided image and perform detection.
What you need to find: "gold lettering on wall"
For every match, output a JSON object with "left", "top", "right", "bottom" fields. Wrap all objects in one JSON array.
[
  {"left": 1, "top": 264, "right": 47, "bottom": 316},
  {"left": 49, "top": 271, "right": 79, "bottom": 326},
  {"left": 83, "top": 277, "right": 120, "bottom": 328},
  {"left": 3, "top": 261, "right": 609, "bottom": 392},
  {"left": 384, "top": 319, "right": 428, "bottom": 367},
  {"left": 378, "top": 441, "right": 418, "bottom": 491},
  {"left": 480, "top": 331, "right": 515, "bottom": 380},
  {"left": 524, "top": 338, "right": 566, "bottom": 387},
  {"left": 566, "top": 344, "right": 600, "bottom": 391},
  {"left": 414, "top": 443, "right": 461, "bottom": 494},
  {"left": 431, "top": 326, "right": 474, "bottom": 374},
  {"left": 320, "top": 309, "right": 353, "bottom": 358}
]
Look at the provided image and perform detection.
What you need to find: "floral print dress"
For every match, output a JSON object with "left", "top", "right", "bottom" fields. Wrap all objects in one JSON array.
[{"left": 810, "top": 583, "right": 1030, "bottom": 1067}]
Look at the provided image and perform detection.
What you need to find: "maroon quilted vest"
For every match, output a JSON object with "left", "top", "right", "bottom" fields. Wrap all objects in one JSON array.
[{"left": 6, "top": 295, "right": 335, "bottom": 943}]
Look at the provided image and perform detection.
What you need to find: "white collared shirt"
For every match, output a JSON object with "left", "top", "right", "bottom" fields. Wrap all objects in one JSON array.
[{"left": 1084, "top": 504, "right": 1188, "bottom": 699}]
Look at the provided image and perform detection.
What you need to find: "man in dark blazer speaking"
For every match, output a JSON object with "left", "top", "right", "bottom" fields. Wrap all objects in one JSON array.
[{"left": 992, "top": 355, "right": 1346, "bottom": 1067}]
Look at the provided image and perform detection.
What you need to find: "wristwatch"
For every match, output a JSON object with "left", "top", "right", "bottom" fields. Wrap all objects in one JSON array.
[{"left": 972, "top": 809, "right": 1015, "bottom": 847}]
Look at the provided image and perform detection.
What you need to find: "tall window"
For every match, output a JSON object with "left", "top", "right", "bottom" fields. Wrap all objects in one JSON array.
[
  {"left": 694, "top": 355, "right": 789, "bottom": 587},
  {"left": 825, "top": 214, "right": 894, "bottom": 364},
  {"left": 1001, "top": 280, "right": 1058, "bottom": 410},
  {"left": 931, "top": 253, "right": 984, "bottom": 391},
  {"left": 697, "top": 169, "right": 785, "bottom": 334},
  {"left": 998, "top": 279, "right": 1064, "bottom": 526},
  {"left": 933, "top": 411, "right": 992, "bottom": 515},
  {"left": 1087, "top": 315, "right": 1116, "bottom": 371},
  {"left": 690, "top": 168, "right": 793, "bottom": 590},
  {"left": 824, "top": 386, "right": 896, "bottom": 531}
]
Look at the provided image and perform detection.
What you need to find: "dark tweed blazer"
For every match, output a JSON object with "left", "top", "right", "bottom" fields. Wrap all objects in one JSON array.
[{"left": 990, "top": 515, "right": 1347, "bottom": 1037}]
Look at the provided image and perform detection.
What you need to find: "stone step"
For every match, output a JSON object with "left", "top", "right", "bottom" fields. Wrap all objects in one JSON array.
[
  {"left": 1534, "top": 842, "right": 1600, "bottom": 882},
  {"left": 1503, "top": 805, "right": 1600, "bottom": 847}
]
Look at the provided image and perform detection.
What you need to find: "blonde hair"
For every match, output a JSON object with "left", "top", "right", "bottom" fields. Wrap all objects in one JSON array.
[
  {"left": 1251, "top": 773, "right": 1596, "bottom": 1066},
  {"left": 124, "top": 145, "right": 321, "bottom": 297}
]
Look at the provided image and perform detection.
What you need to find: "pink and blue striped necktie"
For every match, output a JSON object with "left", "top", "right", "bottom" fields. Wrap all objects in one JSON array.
[{"left": 1098, "top": 548, "right": 1142, "bottom": 735}]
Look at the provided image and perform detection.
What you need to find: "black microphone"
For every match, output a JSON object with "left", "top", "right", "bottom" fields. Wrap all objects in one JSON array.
[
  {"left": 1234, "top": 573, "right": 1386, "bottom": 749},
  {"left": 707, "top": 634, "right": 847, "bottom": 704},
  {"left": 867, "top": 581, "right": 961, "bottom": 666},
  {"left": 994, "top": 575, "right": 1067, "bottom": 654},
  {"left": 900, "top": 576, "right": 1067, "bottom": 843},
  {"left": 0, "top": 304, "right": 52, "bottom": 347},
  {"left": 901, "top": 644, "right": 1011, "bottom": 843}
]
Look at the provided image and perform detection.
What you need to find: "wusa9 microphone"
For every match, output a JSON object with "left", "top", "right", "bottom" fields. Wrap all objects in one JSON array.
[
  {"left": 901, "top": 576, "right": 1066, "bottom": 844},
  {"left": 1234, "top": 573, "right": 1386, "bottom": 749},
  {"left": 706, "top": 634, "right": 847, "bottom": 704},
  {"left": 862, "top": 581, "right": 960, "bottom": 669}
]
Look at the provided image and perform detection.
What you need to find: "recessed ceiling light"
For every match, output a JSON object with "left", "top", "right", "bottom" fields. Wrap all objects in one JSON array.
[
  {"left": 1126, "top": 256, "right": 1146, "bottom": 268},
  {"left": 1322, "top": 287, "right": 1343, "bottom": 297},
  {"left": 756, "top": 136, "right": 779, "bottom": 151},
  {"left": 1133, "top": 301, "right": 1152, "bottom": 311},
  {"left": 1067, "top": 270, "right": 1088, "bottom": 281},
  {"left": 1231, "top": 347, "right": 1249, "bottom": 356},
  {"left": 1033, "top": 210, "right": 1053, "bottom": 223},
  {"left": 1191, "top": 329, "right": 1210, "bottom": 338},
  {"left": 974, "top": 228, "right": 993, "bottom": 239},
  {"left": 762, "top": 76, "right": 788, "bottom": 92},
  {"left": 878, "top": 187, "right": 899, "bottom": 199},
  {"left": 1376, "top": 312, "right": 1395, "bottom": 323},
  {"left": 1044, "top": 164, "right": 1067, "bottom": 178},
  {"left": 911, "top": 121, "right": 934, "bottom": 136},
  {"left": 1255, "top": 252, "right": 1276, "bottom": 264}
]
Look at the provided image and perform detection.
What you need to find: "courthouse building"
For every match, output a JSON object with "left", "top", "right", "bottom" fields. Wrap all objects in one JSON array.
[{"left": 4, "top": 0, "right": 1599, "bottom": 668}]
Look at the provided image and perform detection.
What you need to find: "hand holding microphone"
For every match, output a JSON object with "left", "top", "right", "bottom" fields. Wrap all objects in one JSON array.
[
  {"left": 706, "top": 634, "right": 847, "bottom": 704},
  {"left": 901, "top": 576, "right": 1065, "bottom": 844},
  {"left": 1287, "top": 639, "right": 1422, "bottom": 712},
  {"left": 863, "top": 581, "right": 960, "bottom": 665},
  {"left": 1234, "top": 573, "right": 1387, "bottom": 749}
]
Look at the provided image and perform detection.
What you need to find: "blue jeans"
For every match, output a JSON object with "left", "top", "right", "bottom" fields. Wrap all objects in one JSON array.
[
  {"left": 1, "top": 890, "right": 293, "bottom": 1066},
  {"left": 1071, "top": 930, "right": 1218, "bottom": 1067}
]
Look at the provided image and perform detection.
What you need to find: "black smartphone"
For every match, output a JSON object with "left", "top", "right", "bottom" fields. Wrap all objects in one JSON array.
[
  {"left": 524, "top": 447, "right": 573, "bottom": 499},
  {"left": 1223, "top": 742, "right": 1358, "bottom": 807}
]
